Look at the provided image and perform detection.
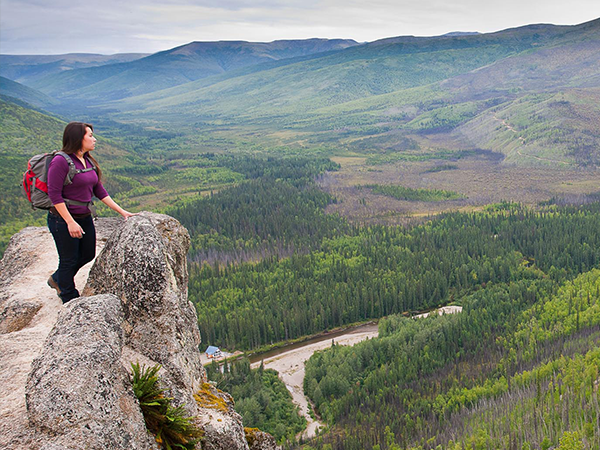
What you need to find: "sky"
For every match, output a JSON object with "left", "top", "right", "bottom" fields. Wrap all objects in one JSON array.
[{"left": 1, "top": 0, "right": 600, "bottom": 55}]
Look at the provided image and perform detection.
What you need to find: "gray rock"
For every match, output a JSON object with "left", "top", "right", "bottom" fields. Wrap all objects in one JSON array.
[
  {"left": 83, "top": 212, "right": 206, "bottom": 406},
  {"left": 0, "top": 299, "right": 42, "bottom": 333},
  {"left": 0, "top": 227, "right": 42, "bottom": 293},
  {"left": 11, "top": 212, "right": 275, "bottom": 450},
  {"left": 26, "top": 294, "right": 157, "bottom": 450},
  {"left": 195, "top": 383, "right": 249, "bottom": 450},
  {"left": 248, "top": 431, "right": 278, "bottom": 450}
]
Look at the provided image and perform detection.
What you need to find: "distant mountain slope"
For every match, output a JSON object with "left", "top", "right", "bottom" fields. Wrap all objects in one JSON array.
[
  {"left": 0, "top": 96, "right": 65, "bottom": 156},
  {"left": 27, "top": 39, "right": 359, "bottom": 101},
  {"left": 116, "top": 20, "right": 600, "bottom": 120},
  {"left": 110, "top": 18, "right": 600, "bottom": 166},
  {"left": 0, "top": 53, "right": 149, "bottom": 85},
  {"left": 0, "top": 77, "right": 57, "bottom": 109}
]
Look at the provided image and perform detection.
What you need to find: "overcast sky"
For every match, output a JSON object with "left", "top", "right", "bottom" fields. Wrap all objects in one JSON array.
[{"left": 1, "top": 0, "right": 599, "bottom": 55}]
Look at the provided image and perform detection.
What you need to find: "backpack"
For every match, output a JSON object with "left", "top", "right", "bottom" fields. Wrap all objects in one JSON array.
[{"left": 22, "top": 150, "right": 96, "bottom": 211}]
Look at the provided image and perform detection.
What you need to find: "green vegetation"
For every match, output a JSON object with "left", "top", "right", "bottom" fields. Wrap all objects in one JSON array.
[
  {"left": 360, "top": 184, "right": 465, "bottom": 201},
  {"left": 112, "top": 25, "right": 575, "bottom": 127},
  {"left": 167, "top": 155, "right": 346, "bottom": 264},
  {"left": 301, "top": 267, "right": 600, "bottom": 449},
  {"left": 422, "top": 163, "right": 459, "bottom": 173},
  {"left": 458, "top": 92, "right": 600, "bottom": 166},
  {"left": 405, "top": 101, "right": 480, "bottom": 131},
  {"left": 0, "top": 79, "right": 57, "bottom": 109},
  {"left": 190, "top": 203, "right": 600, "bottom": 350},
  {"left": 130, "top": 363, "right": 203, "bottom": 450},
  {"left": 206, "top": 358, "right": 306, "bottom": 444}
]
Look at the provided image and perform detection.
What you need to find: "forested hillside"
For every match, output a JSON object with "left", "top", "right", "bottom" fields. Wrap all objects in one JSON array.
[
  {"left": 0, "top": 77, "right": 57, "bottom": 109},
  {"left": 301, "top": 258, "right": 600, "bottom": 449},
  {"left": 188, "top": 203, "right": 600, "bottom": 350},
  {"left": 173, "top": 158, "right": 600, "bottom": 449},
  {"left": 22, "top": 39, "right": 358, "bottom": 102},
  {"left": 0, "top": 97, "right": 65, "bottom": 252}
]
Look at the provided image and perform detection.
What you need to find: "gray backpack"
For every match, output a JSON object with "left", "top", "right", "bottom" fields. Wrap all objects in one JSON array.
[{"left": 22, "top": 151, "right": 96, "bottom": 211}]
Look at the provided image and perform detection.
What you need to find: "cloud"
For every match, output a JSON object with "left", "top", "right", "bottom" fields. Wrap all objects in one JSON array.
[{"left": 1, "top": 0, "right": 599, "bottom": 54}]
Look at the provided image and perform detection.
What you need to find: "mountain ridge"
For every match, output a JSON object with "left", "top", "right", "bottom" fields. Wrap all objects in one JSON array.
[
  {"left": 24, "top": 38, "right": 360, "bottom": 102},
  {"left": 104, "top": 18, "right": 600, "bottom": 166},
  {"left": 113, "top": 19, "right": 600, "bottom": 117},
  {"left": 0, "top": 53, "right": 150, "bottom": 85}
]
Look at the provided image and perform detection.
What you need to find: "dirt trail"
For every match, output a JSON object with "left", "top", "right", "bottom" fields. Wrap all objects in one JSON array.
[{"left": 492, "top": 115, "right": 572, "bottom": 166}]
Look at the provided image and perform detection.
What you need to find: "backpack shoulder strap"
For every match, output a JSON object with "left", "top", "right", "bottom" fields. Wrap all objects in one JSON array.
[
  {"left": 55, "top": 151, "right": 94, "bottom": 185},
  {"left": 55, "top": 151, "right": 78, "bottom": 186},
  {"left": 55, "top": 150, "right": 74, "bottom": 166}
]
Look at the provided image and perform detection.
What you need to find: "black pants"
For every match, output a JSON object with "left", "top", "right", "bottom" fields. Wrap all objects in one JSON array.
[{"left": 47, "top": 212, "right": 96, "bottom": 303}]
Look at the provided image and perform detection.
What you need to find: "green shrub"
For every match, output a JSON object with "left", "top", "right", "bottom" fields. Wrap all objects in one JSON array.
[{"left": 130, "top": 362, "right": 203, "bottom": 450}]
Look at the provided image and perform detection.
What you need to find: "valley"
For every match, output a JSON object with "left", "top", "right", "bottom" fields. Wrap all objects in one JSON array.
[{"left": 1, "top": 17, "right": 600, "bottom": 449}]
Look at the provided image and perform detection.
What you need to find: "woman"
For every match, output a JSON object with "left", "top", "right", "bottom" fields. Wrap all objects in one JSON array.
[{"left": 47, "top": 122, "right": 134, "bottom": 303}]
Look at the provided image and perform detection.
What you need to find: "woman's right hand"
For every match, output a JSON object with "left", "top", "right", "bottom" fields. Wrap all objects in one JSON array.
[{"left": 67, "top": 221, "right": 84, "bottom": 239}]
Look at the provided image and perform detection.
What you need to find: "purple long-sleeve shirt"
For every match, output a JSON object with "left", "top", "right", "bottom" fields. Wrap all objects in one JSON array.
[{"left": 47, "top": 154, "right": 109, "bottom": 215}]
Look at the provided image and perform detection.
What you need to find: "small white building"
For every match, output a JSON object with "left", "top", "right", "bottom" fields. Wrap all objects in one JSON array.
[{"left": 205, "top": 345, "right": 222, "bottom": 359}]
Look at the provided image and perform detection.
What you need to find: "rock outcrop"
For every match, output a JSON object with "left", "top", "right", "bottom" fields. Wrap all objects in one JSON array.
[
  {"left": 1, "top": 212, "right": 276, "bottom": 450},
  {"left": 26, "top": 294, "right": 157, "bottom": 450},
  {"left": 83, "top": 212, "right": 205, "bottom": 411},
  {"left": 0, "top": 218, "right": 119, "bottom": 449}
]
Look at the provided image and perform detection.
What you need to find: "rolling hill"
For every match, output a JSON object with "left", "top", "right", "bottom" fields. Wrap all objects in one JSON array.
[
  {"left": 108, "top": 18, "right": 600, "bottom": 166},
  {"left": 23, "top": 39, "right": 359, "bottom": 102},
  {"left": 4, "top": 19, "right": 600, "bottom": 167},
  {"left": 0, "top": 76, "right": 58, "bottom": 109},
  {"left": 112, "top": 22, "right": 600, "bottom": 123}
]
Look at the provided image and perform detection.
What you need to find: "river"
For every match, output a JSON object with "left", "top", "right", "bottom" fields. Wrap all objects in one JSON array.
[
  {"left": 248, "top": 306, "right": 463, "bottom": 440},
  {"left": 250, "top": 323, "right": 379, "bottom": 439}
]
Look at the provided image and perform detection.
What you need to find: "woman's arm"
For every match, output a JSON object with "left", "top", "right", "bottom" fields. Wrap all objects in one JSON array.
[{"left": 100, "top": 196, "right": 135, "bottom": 219}]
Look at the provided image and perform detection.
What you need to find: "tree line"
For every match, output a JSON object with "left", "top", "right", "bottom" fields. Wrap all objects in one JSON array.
[{"left": 188, "top": 203, "right": 600, "bottom": 350}]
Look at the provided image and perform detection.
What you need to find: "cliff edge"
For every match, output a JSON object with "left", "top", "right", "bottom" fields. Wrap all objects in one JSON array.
[{"left": 0, "top": 212, "right": 276, "bottom": 450}]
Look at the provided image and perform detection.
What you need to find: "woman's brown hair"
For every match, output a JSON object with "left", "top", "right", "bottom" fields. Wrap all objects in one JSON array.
[{"left": 61, "top": 122, "right": 102, "bottom": 180}]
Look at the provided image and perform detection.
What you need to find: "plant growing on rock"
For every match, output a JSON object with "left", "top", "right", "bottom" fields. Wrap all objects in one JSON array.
[{"left": 130, "top": 362, "right": 203, "bottom": 450}]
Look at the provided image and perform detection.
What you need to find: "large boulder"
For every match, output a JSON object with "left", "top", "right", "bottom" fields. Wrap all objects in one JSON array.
[
  {"left": 26, "top": 294, "right": 157, "bottom": 449},
  {"left": 82, "top": 212, "right": 258, "bottom": 449},
  {"left": 83, "top": 212, "right": 206, "bottom": 405}
]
